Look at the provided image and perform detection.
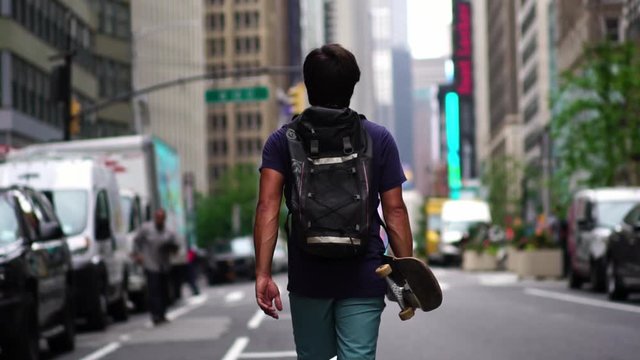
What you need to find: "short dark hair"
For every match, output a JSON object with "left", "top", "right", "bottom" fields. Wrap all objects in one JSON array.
[{"left": 303, "top": 44, "right": 360, "bottom": 108}]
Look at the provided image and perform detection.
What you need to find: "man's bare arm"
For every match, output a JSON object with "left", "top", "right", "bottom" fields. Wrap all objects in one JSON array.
[
  {"left": 253, "top": 168, "right": 285, "bottom": 318},
  {"left": 380, "top": 187, "right": 413, "bottom": 258}
]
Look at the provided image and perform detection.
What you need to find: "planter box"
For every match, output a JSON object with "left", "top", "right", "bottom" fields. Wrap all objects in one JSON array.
[
  {"left": 506, "top": 247, "right": 519, "bottom": 272},
  {"left": 514, "top": 249, "right": 562, "bottom": 278},
  {"left": 463, "top": 251, "right": 498, "bottom": 271}
]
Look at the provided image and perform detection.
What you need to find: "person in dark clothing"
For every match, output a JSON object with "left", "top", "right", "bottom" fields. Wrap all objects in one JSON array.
[
  {"left": 253, "top": 44, "right": 414, "bottom": 359},
  {"left": 133, "top": 208, "right": 179, "bottom": 325}
]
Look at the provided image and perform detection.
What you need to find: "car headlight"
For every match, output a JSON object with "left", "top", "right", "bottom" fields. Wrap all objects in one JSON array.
[{"left": 67, "top": 236, "right": 91, "bottom": 255}]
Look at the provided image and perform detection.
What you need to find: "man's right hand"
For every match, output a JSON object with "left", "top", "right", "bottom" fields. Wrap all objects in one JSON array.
[{"left": 255, "top": 275, "right": 283, "bottom": 319}]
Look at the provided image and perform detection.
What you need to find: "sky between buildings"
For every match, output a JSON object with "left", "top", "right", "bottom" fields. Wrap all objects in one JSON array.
[{"left": 407, "top": 0, "right": 453, "bottom": 59}]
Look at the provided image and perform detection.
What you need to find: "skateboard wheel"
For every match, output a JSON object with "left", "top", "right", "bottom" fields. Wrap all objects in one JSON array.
[
  {"left": 399, "top": 307, "right": 415, "bottom": 321},
  {"left": 375, "top": 264, "right": 392, "bottom": 277}
]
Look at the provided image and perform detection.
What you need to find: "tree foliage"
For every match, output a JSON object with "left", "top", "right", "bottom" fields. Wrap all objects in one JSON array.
[
  {"left": 551, "top": 42, "right": 640, "bottom": 189},
  {"left": 195, "top": 164, "right": 259, "bottom": 248},
  {"left": 481, "top": 156, "right": 522, "bottom": 227}
]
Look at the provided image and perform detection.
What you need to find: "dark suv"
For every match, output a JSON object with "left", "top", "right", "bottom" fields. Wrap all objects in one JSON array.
[
  {"left": 0, "top": 187, "right": 75, "bottom": 359},
  {"left": 607, "top": 204, "right": 640, "bottom": 301}
]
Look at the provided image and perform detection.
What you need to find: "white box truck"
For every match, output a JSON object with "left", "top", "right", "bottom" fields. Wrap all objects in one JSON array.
[{"left": 7, "top": 135, "right": 188, "bottom": 307}]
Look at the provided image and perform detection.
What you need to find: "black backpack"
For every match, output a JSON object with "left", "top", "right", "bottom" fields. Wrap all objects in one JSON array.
[{"left": 285, "top": 107, "right": 373, "bottom": 259}]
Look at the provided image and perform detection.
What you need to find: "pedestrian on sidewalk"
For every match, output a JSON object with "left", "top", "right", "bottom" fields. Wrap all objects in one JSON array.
[
  {"left": 133, "top": 208, "right": 179, "bottom": 326},
  {"left": 253, "top": 44, "right": 413, "bottom": 359},
  {"left": 185, "top": 246, "right": 201, "bottom": 296}
]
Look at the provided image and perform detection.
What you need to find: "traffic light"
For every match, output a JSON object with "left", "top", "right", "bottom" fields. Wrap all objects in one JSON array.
[
  {"left": 70, "top": 97, "right": 81, "bottom": 136},
  {"left": 288, "top": 82, "right": 307, "bottom": 115}
]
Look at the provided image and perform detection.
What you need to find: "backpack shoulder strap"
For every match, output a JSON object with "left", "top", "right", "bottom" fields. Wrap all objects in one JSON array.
[{"left": 285, "top": 122, "right": 307, "bottom": 164}]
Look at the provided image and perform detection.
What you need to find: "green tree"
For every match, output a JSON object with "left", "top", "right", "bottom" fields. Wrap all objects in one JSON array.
[
  {"left": 195, "top": 164, "right": 259, "bottom": 248},
  {"left": 552, "top": 41, "right": 640, "bottom": 188},
  {"left": 481, "top": 156, "right": 522, "bottom": 227}
]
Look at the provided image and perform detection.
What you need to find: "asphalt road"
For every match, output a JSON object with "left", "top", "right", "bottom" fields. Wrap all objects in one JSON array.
[{"left": 46, "top": 268, "right": 640, "bottom": 360}]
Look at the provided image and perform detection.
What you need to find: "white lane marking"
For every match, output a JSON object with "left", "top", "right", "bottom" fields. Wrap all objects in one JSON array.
[
  {"left": 222, "top": 337, "right": 250, "bottom": 360},
  {"left": 78, "top": 342, "right": 121, "bottom": 360},
  {"left": 524, "top": 288, "right": 640, "bottom": 315},
  {"left": 479, "top": 273, "right": 519, "bottom": 286},
  {"left": 239, "top": 351, "right": 298, "bottom": 358},
  {"left": 248, "top": 309, "right": 266, "bottom": 329},
  {"left": 226, "top": 291, "right": 246, "bottom": 303}
]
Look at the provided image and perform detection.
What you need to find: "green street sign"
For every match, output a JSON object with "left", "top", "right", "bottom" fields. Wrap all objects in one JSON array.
[{"left": 205, "top": 86, "right": 270, "bottom": 103}]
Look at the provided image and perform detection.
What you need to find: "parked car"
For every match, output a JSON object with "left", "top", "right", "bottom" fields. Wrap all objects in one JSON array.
[
  {"left": 0, "top": 157, "right": 130, "bottom": 329},
  {"left": 272, "top": 238, "right": 288, "bottom": 274},
  {"left": 567, "top": 188, "right": 640, "bottom": 292},
  {"left": 206, "top": 236, "right": 256, "bottom": 284},
  {"left": 0, "top": 187, "right": 75, "bottom": 359},
  {"left": 606, "top": 203, "right": 640, "bottom": 300},
  {"left": 438, "top": 200, "right": 492, "bottom": 265}
]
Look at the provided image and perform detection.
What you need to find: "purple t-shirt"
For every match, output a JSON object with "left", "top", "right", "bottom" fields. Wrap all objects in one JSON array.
[{"left": 260, "top": 118, "right": 406, "bottom": 299}]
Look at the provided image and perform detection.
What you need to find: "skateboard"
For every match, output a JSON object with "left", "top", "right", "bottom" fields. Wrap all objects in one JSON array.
[{"left": 375, "top": 256, "right": 443, "bottom": 321}]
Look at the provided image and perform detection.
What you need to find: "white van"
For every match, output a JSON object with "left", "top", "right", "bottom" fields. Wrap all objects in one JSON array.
[
  {"left": 0, "top": 156, "right": 130, "bottom": 329},
  {"left": 438, "top": 199, "right": 492, "bottom": 264}
]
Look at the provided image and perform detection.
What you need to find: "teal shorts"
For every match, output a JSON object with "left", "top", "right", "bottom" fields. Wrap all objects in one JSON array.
[{"left": 289, "top": 292, "right": 386, "bottom": 360}]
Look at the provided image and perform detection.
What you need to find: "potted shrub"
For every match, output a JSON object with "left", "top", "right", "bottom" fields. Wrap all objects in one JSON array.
[
  {"left": 513, "top": 223, "right": 562, "bottom": 278},
  {"left": 462, "top": 224, "right": 499, "bottom": 271}
]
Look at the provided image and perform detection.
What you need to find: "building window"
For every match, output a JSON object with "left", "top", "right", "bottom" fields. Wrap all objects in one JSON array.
[
  {"left": 207, "top": 13, "right": 225, "bottom": 31},
  {"left": 521, "top": 5, "right": 536, "bottom": 36},
  {"left": 522, "top": 68, "right": 538, "bottom": 95},
  {"left": 523, "top": 95, "right": 539, "bottom": 123},
  {"left": 10, "top": 0, "right": 95, "bottom": 72},
  {"left": 234, "top": 36, "right": 261, "bottom": 54},
  {"left": 521, "top": 35, "right": 537, "bottom": 66},
  {"left": 96, "top": 57, "right": 131, "bottom": 98},
  {"left": 98, "top": 0, "right": 131, "bottom": 39},
  {"left": 209, "top": 113, "right": 228, "bottom": 131},
  {"left": 208, "top": 38, "right": 226, "bottom": 57},
  {"left": 604, "top": 18, "right": 620, "bottom": 42},
  {"left": 10, "top": 54, "right": 62, "bottom": 126},
  {"left": 208, "top": 0, "right": 224, "bottom": 5}
]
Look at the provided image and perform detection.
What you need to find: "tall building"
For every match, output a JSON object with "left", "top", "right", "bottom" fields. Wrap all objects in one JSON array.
[
  {"left": 390, "top": 0, "right": 415, "bottom": 178},
  {"left": 486, "top": 0, "right": 521, "bottom": 161},
  {"left": 0, "top": 0, "right": 132, "bottom": 147},
  {"left": 370, "top": 0, "right": 394, "bottom": 136},
  {"left": 204, "top": 0, "right": 291, "bottom": 191},
  {"left": 130, "top": 0, "right": 208, "bottom": 193},
  {"left": 517, "top": 0, "right": 554, "bottom": 215},
  {"left": 413, "top": 58, "right": 448, "bottom": 196},
  {"left": 332, "top": 0, "right": 376, "bottom": 119},
  {"left": 556, "top": 0, "right": 624, "bottom": 74},
  {"left": 471, "top": 0, "right": 490, "bottom": 171},
  {"left": 624, "top": 0, "right": 640, "bottom": 40}
]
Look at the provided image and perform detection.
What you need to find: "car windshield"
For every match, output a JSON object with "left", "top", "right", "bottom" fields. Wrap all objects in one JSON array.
[
  {"left": 428, "top": 214, "right": 442, "bottom": 231},
  {"left": 444, "top": 221, "right": 478, "bottom": 233},
  {"left": 597, "top": 201, "right": 639, "bottom": 229},
  {"left": 0, "top": 196, "right": 19, "bottom": 245},
  {"left": 231, "top": 237, "right": 254, "bottom": 256},
  {"left": 44, "top": 190, "right": 88, "bottom": 236}
]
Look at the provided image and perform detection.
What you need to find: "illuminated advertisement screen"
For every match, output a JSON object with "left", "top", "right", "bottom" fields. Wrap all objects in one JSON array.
[{"left": 153, "top": 138, "right": 186, "bottom": 238}]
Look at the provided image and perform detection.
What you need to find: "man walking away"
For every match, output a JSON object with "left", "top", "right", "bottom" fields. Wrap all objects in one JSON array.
[
  {"left": 133, "top": 208, "right": 179, "bottom": 325},
  {"left": 254, "top": 44, "right": 414, "bottom": 359}
]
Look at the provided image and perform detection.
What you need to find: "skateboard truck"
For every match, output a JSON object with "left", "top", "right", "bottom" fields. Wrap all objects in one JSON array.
[{"left": 375, "top": 264, "right": 418, "bottom": 321}]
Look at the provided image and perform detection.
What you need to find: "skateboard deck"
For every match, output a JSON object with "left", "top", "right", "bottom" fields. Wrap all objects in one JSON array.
[{"left": 376, "top": 255, "right": 443, "bottom": 320}]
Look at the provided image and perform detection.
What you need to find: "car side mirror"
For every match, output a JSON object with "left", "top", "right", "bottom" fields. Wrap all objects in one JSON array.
[
  {"left": 95, "top": 217, "right": 112, "bottom": 240},
  {"left": 39, "top": 222, "right": 64, "bottom": 241}
]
